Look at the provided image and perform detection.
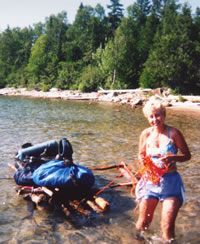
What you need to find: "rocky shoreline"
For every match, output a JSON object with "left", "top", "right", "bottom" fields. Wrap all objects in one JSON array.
[{"left": 0, "top": 87, "right": 200, "bottom": 112}]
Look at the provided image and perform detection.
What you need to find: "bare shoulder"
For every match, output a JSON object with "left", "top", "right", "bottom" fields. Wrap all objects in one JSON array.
[
  {"left": 169, "top": 126, "right": 191, "bottom": 159},
  {"left": 169, "top": 126, "right": 184, "bottom": 138},
  {"left": 169, "top": 126, "right": 189, "bottom": 149},
  {"left": 140, "top": 127, "right": 151, "bottom": 139}
]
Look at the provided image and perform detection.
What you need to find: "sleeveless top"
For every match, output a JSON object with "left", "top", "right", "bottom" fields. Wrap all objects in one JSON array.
[{"left": 146, "top": 126, "right": 178, "bottom": 168}]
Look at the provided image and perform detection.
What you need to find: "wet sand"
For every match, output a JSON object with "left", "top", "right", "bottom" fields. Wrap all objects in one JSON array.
[{"left": 167, "top": 102, "right": 200, "bottom": 114}]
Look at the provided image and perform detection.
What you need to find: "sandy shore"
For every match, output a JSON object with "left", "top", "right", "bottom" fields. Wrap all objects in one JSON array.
[{"left": 0, "top": 87, "right": 200, "bottom": 113}]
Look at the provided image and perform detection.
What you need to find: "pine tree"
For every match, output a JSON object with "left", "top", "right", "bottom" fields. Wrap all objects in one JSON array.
[
  {"left": 140, "top": 1, "right": 200, "bottom": 94},
  {"left": 107, "top": 0, "right": 124, "bottom": 34}
]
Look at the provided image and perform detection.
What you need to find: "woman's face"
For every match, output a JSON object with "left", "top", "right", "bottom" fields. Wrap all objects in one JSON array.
[{"left": 147, "top": 109, "right": 165, "bottom": 128}]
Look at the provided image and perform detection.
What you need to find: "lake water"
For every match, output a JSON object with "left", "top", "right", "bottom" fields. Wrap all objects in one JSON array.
[{"left": 0, "top": 96, "right": 199, "bottom": 244}]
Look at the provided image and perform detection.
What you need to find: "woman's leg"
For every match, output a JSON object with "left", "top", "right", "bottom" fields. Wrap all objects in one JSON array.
[
  {"left": 136, "top": 198, "right": 158, "bottom": 230},
  {"left": 161, "top": 198, "right": 181, "bottom": 241}
]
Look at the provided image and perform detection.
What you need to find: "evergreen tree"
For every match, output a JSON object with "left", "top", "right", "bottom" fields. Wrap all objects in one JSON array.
[
  {"left": 107, "top": 0, "right": 124, "bottom": 35},
  {"left": 127, "top": 0, "right": 151, "bottom": 26},
  {"left": 127, "top": 0, "right": 156, "bottom": 83},
  {"left": 140, "top": 1, "right": 200, "bottom": 94},
  {"left": 0, "top": 0, "right": 199, "bottom": 93},
  {"left": 60, "top": 3, "right": 108, "bottom": 90},
  {"left": 138, "top": 11, "right": 160, "bottom": 64},
  {"left": 65, "top": 4, "right": 97, "bottom": 62},
  {"left": 193, "top": 7, "right": 200, "bottom": 42},
  {"left": 0, "top": 27, "right": 33, "bottom": 87},
  {"left": 27, "top": 34, "right": 49, "bottom": 87},
  {"left": 100, "top": 17, "right": 140, "bottom": 89},
  {"left": 27, "top": 12, "right": 69, "bottom": 89},
  {"left": 45, "top": 11, "right": 69, "bottom": 63}
]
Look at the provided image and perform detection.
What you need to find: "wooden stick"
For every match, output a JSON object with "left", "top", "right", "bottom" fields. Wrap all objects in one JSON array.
[
  {"left": 110, "top": 182, "right": 134, "bottom": 188},
  {"left": 61, "top": 204, "right": 71, "bottom": 216},
  {"left": 93, "top": 196, "right": 109, "bottom": 211},
  {"left": 8, "top": 163, "right": 17, "bottom": 171},
  {"left": 31, "top": 193, "right": 48, "bottom": 205},
  {"left": 86, "top": 200, "right": 102, "bottom": 213},
  {"left": 41, "top": 187, "right": 54, "bottom": 197},
  {"left": 68, "top": 200, "right": 89, "bottom": 215},
  {"left": 17, "top": 186, "right": 42, "bottom": 194}
]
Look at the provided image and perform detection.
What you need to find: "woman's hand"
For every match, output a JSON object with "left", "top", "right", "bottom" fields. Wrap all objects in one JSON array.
[{"left": 159, "top": 154, "right": 175, "bottom": 166}]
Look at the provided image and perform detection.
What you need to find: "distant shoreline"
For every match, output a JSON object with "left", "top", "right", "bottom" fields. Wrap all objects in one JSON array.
[{"left": 0, "top": 87, "right": 200, "bottom": 113}]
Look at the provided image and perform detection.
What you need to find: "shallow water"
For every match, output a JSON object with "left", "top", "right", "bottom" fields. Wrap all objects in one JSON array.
[{"left": 0, "top": 96, "right": 199, "bottom": 244}]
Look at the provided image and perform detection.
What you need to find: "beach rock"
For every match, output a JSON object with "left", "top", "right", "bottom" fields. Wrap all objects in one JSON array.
[{"left": 0, "top": 87, "right": 200, "bottom": 111}]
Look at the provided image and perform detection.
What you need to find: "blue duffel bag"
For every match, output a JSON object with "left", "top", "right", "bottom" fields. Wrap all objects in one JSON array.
[
  {"left": 32, "top": 160, "right": 95, "bottom": 190},
  {"left": 14, "top": 167, "right": 35, "bottom": 186}
]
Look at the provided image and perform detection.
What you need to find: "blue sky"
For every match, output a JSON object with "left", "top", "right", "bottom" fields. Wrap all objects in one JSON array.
[{"left": 0, "top": 0, "right": 199, "bottom": 32}]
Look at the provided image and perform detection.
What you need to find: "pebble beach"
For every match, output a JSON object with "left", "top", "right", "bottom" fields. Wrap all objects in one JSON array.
[{"left": 0, "top": 87, "right": 200, "bottom": 113}]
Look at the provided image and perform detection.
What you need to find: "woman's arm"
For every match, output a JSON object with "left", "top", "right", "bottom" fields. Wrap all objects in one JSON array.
[{"left": 172, "top": 127, "right": 191, "bottom": 161}]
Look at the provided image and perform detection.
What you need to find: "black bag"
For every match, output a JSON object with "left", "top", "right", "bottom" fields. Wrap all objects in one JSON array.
[
  {"left": 14, "top": 138, "right": 74, "bottom": 186},
  {"left": 57, "top": 138, "right": 73, "bottom": 161}
]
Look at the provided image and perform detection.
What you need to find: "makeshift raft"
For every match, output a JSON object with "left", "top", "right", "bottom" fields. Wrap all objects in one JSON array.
[
  {"left": 10, "top": 138, "right": 139, "bottom": 216},
  {"left": 10, "top": 138, "right": 111, "bottom": 216},
  {"left": 14, "top": 185, "right": 110, "bottom": 215}
]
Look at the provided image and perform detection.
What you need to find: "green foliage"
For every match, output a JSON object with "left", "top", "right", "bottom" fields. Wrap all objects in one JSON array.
[
  {"left": 27, "top": 34, "right": 49, "bottom": 85},
  {"left": 41, "top": 84, "right": 50, "bottom": 92},
  {"left": 140, "top": 1, "right": 200, "bottom": 94},
  {"left": 0, "top": 27, "right": 33, "bottom": 87},
  {"left": 0, "top": 0, "right": 200, "bottom": 94},
  {"left": 78, "top": 65, "right": 105, "bottom": 92},
  {"left": 107, "top": 0, "right": 124, "bottom": 33},
  {"left": 56, "top": 61, "right": 82, "bottom": 89},
  {"left": 127, "top": 0, "right": 151, "bottom": 26},
  {"left": 100, "top": 18, "right": 138, "bottom": 89},
  {"left": 139, "top": 32, "right": 196, "bottom": 93},
  {"left": 178, "top": 94, "right": 186, "bottom": 102}
]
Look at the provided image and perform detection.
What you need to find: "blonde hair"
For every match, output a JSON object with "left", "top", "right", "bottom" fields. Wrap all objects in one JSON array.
[{"left": 143, "top": 98, "right": 166, "bottom": 119}]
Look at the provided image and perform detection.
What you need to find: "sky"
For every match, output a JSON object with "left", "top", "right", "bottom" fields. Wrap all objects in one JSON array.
[{"left": 0, "top": 0, "right": 199, "bottom": 32}]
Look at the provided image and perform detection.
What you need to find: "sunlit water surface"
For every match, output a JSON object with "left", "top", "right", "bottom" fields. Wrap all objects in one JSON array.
[{"left": 0, "top": 96, "right": 199, "bottom": 244}]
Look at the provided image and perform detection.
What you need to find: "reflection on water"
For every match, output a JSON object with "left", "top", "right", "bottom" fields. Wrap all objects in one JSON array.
[{"left": 0, "top": 96, "right": 199, "bottom": 243}]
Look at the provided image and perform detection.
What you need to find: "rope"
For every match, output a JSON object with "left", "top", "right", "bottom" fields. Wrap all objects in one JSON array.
[
  {"left": 132, "top": 155, "right": 170, "bottom": 214},
  {"left": 95, "top": 171, "right": 124, "bottom": 196},
  {"left": 137, "top": 155, "right": 169, "bottom": 185},
  {"left": 119, "top": 161, "right": 140, "bottom": 198},
  {"left": 95, "top": 161, "right": 139, "bottom": 197}
]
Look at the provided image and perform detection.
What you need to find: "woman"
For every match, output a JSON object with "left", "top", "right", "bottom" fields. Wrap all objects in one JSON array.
[{"left": 135, "top": 99, "right": 191, "bottom": 242}]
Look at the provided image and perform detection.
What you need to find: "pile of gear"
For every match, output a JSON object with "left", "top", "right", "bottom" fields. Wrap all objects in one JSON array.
[{"left": 12, "top": 138, "right": 109, "bottom": 215}]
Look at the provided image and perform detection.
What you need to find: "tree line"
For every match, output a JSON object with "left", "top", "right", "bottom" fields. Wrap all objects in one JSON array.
[{"left": 0, "top": 0, "right": 200, "bottom": 94}]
